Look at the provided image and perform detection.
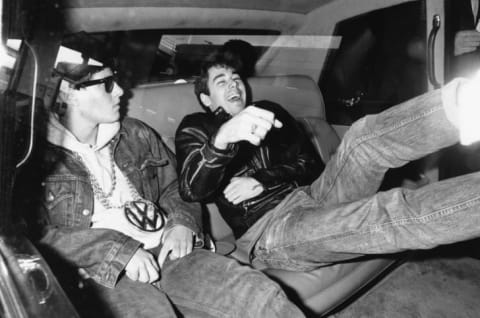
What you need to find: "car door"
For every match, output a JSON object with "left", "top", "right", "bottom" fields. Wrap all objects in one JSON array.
[{"left": 0, "top": 1, "right": 80, "bottom": 316}]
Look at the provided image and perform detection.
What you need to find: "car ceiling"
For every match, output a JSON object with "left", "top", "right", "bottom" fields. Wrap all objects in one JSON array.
[
  {"left": 62, "top": 0, "right": 335, "bottom": 14},
  {"left": 60, "top": 0, "right": 416, "bottom": 35},
  {"left": 30, "top": 0, "right": 417, "bottom": 83}
]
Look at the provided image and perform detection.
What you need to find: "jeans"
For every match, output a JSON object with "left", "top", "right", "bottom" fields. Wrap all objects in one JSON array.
[
  {"left": 244, "top": 80, "right": 480, "bottom": 271},
  {"left": 80, "top": 249, "right": 304, "bottom": 318}
]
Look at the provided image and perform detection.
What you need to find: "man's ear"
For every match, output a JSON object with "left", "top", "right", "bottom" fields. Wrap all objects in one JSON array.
[
  {"left": 200, "top": 93, "right": 212, "bottom": 108},
  {"left": 58, "top": 80, "right": 78, "bottom": 106}
]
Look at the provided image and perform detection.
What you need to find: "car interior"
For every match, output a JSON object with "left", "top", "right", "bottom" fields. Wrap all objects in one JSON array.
[
  {"left": 2, "top": 0, "right": 480, "bottom": 317},
  {"left": 127, "top": 72, "right": 400, "bottom": 316}
]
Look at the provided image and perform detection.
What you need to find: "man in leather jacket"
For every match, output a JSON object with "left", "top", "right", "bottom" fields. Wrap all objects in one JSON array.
[
  {"left": 176, "top": 55, "right": 323, "bottom": 239},
  {"left": 15, "top": 62, "right": 303, "bottom": 318},
  {"left": 176, "top": 51, "right": 480, "bottom": 273}
]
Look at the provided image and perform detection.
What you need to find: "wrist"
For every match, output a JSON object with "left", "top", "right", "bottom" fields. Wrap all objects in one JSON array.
[
  {"left": 213, "top": 126, "right": 231, "bottom": 149},
  {"left": 213, "top": 134, "right": 229, "bottom": 149}
]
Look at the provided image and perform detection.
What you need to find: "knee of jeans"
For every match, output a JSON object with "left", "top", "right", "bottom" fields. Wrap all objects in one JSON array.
[
  {"left": 239, "top": 272, "right": 303, "bottom": 317},
  {"left": 342, "top": 117, "right": 369, "bottom": 146},
  {"left": 237, "top": 267, "right": 284, "bottom": 295}
]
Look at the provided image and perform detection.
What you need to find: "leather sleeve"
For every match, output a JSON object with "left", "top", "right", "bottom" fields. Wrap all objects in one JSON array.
[
  {"left": 251, "top": 101, "right": 324, "bottom": 189},
  {"left": 175, "top": 113, "right": 238, "bottom": 202}
]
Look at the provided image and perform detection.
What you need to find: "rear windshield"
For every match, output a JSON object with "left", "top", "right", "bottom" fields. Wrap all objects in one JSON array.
[{"left": 56, "top": 29, "right": 279, "bottom": 86}]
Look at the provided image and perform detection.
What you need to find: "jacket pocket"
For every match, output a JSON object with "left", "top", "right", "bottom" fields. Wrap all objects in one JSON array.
[
  {"left": 138, "top": 157, "right": 169, "bottom": 200},
  {"left": 43, "top": 179, "right": 77, "bottom": 227},
  {"left": 140, "top": 157, "right": 168, "bottom": 171},
  {"left": 140, "top": 157, "right": 168, "bottom": 181}
]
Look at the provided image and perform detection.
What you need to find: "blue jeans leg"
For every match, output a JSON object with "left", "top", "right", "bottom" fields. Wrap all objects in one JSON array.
[
  {"left": 83, "top": 275, "right": 177, "bottom": 318},
  {"left": 311, "top": 88, "right": 459, "bottom": 208},
  {"left": 253, "top": 84, "right": 480, "bottom": 270},
  {"left": 159, "top": 249, "right": 304, "bottom": 318},
  {"left": 255, "top": 172, "right": 480, "bottom": 270}
]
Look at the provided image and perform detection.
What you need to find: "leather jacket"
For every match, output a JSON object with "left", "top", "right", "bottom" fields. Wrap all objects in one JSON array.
[
  {"left": 16, "top": 117, "right": 202, "bottom": 288},
  {"left": 175, "top": 100, "right": 323, "bottom": 238}
]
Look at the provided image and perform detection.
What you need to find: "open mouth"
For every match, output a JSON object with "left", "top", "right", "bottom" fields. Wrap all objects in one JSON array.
[{"left": 227, "top": 93, "right": 242, "bottom": 102}]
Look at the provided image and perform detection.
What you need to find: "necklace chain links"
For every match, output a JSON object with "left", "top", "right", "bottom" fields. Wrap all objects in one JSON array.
[
  {"left": 76, "top": 142, "right": 166, "bottom": 232},
  {"left": 76, "top": 142, "right": 142, "bottom": 209}
]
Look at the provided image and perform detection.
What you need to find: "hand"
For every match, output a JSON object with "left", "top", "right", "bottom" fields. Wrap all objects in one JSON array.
[
  {"left": 224, "top": 177, "right": 264, "bottom": 205},
  {"left": 214, "top": 106, "right": 283, "bottom": 149},
  {"left": 158, "top": 225, "right": 194, "bottom": 267},
  {"left": 454, "top": 30, "right": 480, "bottom": 56},
  {"left": 125, "top": 248, "right": 160, "bottom": 283}
]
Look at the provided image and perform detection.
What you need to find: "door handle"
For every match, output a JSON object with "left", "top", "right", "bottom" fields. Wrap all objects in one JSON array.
[{"left": 427, "top": 14, "right": 441, "bottom": 89}]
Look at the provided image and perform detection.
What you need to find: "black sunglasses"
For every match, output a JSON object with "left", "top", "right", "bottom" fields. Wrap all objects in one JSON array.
[{"left": 73, "top": 76, "right": 116, "bottom": 93}]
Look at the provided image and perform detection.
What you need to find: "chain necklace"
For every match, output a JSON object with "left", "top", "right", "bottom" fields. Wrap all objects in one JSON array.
[
  {"left": 76, "top": 142, "right": 123, "bottom": 209},
  {"left": 76, "top": 142, "right": 166, "bottom": 232}
]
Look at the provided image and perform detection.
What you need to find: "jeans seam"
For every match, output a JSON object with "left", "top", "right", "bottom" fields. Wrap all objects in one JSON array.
[
  {"left": 316, "top": 104, "right": 442, "bottom": 204},
  {"left": 264, "top": 191, "right": 480, "bottom": 252},
  {"left": 166, "top": 292, "right": 231, "bottom": 318}
]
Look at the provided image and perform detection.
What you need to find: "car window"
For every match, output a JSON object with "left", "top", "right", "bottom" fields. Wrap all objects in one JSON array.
[
  {"left": 0, "top": 38, "right": 21, "bottom": 93},
  {"left": 57, "top": 30, "right": 278, "bottom": 87},
  {"left": 319, "top": 1, "right": 427, "bottom": 125}
]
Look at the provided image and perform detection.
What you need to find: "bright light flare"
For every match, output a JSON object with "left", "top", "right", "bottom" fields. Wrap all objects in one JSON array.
[
  {"left": 0, "top": 45, "right": 16, "bottom": 69},
  {"left": 0, "top": 45, "right": 8, "bottom": 64},
  {"left": 458, "top": 71, "right": 480, "bottom": 145}
]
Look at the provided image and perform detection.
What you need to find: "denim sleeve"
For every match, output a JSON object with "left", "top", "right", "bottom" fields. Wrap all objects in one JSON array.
[
  {"left": 175, "top": 115, "right": 238, "bottom": 202},
  {"left": 137, "top": 120, "right": 203, "bottom": 235},
  {"left": 39, "top": 224, "right": 141, "bottom": 288},
  {"left": 16, "top": 152, "right": 142, "bottom": 289}
]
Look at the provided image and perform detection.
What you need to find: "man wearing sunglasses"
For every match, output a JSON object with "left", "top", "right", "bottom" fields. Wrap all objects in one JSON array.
[
  {"left": 73, "top": 73, "right": 116, "bottom": 91},
  {"left": 16, "top": 62, "right": 303, "bottom": 318}
]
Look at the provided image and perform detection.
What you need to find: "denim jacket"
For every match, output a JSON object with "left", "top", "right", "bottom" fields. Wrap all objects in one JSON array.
[
  {"left": 17, "top": 117, "right": 202, "bottom": 288},
  {"left": 175, "top": 100, "right": 323, "bottom": 238}
]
